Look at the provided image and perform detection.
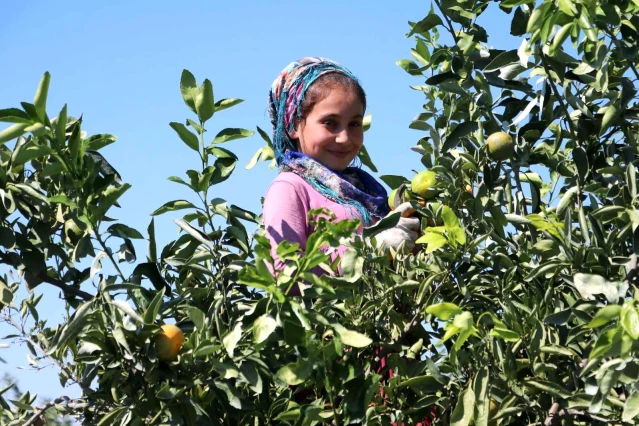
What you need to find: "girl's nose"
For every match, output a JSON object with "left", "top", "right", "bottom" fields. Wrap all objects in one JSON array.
[{"left": 335, "top": 127, "right": 349, "bottom": 143}]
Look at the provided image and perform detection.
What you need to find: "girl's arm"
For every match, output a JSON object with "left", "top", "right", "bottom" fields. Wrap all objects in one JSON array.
[{"left": 263, "top": 180, "right": 310, "bottom": 271}]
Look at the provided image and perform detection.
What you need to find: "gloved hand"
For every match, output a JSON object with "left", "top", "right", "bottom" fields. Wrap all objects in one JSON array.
[{"left": 374, "top": 202, "right": 420, "bottom": 251}]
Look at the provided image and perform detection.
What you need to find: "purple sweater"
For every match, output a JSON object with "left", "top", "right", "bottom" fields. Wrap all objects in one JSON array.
[{"left": 263, "top": 172, "right": 364, "bottom": 274}]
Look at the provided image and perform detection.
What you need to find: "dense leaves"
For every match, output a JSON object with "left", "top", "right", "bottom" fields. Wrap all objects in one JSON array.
[{"left": 1, "top": 0, "right": 639, "bottom": 424}]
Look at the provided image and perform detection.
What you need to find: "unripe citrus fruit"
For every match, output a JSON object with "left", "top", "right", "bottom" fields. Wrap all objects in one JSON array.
[
  {"left": 410, "top": 171, "right": 439, "bottom": 200},
  {"left": 388, "top": 188, "right": 398, "bottom": 210},
  {"left": 486, "top": 132, "right": 515, "bottom": 161},
  {"left": 155, "top": 324, "right": 184, "bottom": 361},
  {"left": 64, "top": 219, "right": 83, "bottom": 244}
]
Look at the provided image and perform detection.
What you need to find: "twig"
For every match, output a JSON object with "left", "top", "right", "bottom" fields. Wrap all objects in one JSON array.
[
  {"left": 23, "top": 398, "right": 88, "bottom": 426},
  {"left": 433, "top": 0, "right": 460, "bottom": 46},
  {"left": 5, "top": 312, "right": 92, "bottom": 392},
  {"left": 95, "top": 234, "right": 126, "bottom": 282},
  {"left": 545, "top": 403, "right": 618, "bottom": 425},
  {"left": 0, "top": 253, "right": 93, "bottom": 301},
  {"left": 23, "top": 402, "right": 54, "bottom": 426},
  {"left": 512, "top": 164, "right": 538, "bottom": 244},
  {"left": 603, "top": 26, "right": 639, "bottom": 82},
  {"left": 539, "top": 53, "right": 580, "bottom": 145},
  {"left": 625, "top": 254, "right": 638, "bottom": 286},
  {"left": 41, "top": 274, "right": 93, "bottom": 301}
]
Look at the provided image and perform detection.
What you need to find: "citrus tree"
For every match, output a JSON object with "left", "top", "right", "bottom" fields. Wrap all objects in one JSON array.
[{"left": 1, "top": 0, "right": 639, "bottom": 425}]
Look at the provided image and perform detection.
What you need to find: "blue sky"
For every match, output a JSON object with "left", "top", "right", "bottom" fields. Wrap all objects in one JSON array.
[{"left": 0, "top": 0, "right": 519, "bottom": 405}]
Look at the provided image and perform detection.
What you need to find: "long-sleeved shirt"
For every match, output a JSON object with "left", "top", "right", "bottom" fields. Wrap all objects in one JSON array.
[{"left": 262, "top": 171, "right": 363, "bottom": 276}]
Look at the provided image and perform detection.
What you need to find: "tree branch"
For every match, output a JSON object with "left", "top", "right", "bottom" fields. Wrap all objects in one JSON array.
[
  {"left": 23, "top": 402, "right": 54, "bottom": 426},
  {"left": 545, "top": 402, "right": 618, "bottom": 425},
  {"left": 540, "top": 53, "right": 580, "bottom": 144},
  {"left": 512, "top": 164, "right": 538, "bottom": 244},
  {"left": 23, "top": 397, "right": 88, "bottom": 426},
  {"left": 4, "top": 311, "right": 93, "bottom": 392},
  {"left": 434, "top": 0, "right": 460, "bottom": 46},
  {"left": 41, "top": 274, "right": 93, "bottom": 301},
  {"left": 0, "top": 252, "right": 93, "bottom": 301}
]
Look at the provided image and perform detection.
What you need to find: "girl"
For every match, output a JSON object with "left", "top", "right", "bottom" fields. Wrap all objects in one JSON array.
[{"left": 263, "top": 57, "right": 419, "bottom": 276}]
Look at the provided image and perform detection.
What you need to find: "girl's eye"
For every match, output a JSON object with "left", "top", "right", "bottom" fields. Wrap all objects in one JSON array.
[
  {"left": 350, "top": 122, "right": 362, "bottom": 128},
  {"left": 322, "top": 120, "right": 336, "bottom": 126}
]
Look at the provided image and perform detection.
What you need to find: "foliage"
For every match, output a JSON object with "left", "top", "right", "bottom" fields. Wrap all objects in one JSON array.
[{"left": 0, "top": 0, "right": 639, "bottom": 424}]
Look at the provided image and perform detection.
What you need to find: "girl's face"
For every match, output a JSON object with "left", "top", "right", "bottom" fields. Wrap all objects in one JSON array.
[{"left": 290, "top": 86, "right": 364, "bottom": 172}]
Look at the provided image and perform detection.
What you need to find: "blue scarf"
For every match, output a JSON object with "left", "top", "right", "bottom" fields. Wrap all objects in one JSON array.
[{"left": 279, "top": 151, "right": 389, "bottom": 226}]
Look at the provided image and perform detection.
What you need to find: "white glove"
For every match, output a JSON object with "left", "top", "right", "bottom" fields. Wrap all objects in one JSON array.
[{"left": 374, "top": 202, "right": 420, "bottom": 251}]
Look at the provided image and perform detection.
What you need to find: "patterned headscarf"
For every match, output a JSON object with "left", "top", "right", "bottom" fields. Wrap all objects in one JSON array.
[{"left": 267, "top": 57, "right": 390, "bottom": 226}]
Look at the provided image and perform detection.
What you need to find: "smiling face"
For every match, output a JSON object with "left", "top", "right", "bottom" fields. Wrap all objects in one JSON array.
[{"left": 290, "top": 85, "right": 365, "bottom": 172}]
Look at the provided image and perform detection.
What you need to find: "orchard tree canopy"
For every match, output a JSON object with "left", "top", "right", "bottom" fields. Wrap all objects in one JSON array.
[{"left": 2, "top": 0, "right": 639, "bottom": 425}]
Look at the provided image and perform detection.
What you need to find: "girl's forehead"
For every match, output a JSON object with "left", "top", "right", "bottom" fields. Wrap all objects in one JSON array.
[{"left": 310, "top": 89, "right": 364, "bottom": 114}]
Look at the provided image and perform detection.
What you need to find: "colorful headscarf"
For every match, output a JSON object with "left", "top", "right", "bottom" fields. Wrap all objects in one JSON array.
[{"left": 268, "top": 57, "right": 390, "bottom": 226}]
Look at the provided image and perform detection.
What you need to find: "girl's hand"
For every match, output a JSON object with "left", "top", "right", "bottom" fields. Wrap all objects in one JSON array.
[{"left": 374, "top": 202, "right": 420, "bottom": 251}]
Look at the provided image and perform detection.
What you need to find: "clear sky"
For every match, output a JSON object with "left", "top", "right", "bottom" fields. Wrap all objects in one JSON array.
[{"left": 0, "top": 0, "right": 519, "bottom": 406}]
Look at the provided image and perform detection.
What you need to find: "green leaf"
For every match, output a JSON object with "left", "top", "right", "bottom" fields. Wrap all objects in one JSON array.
[
  {"left": 11, "top": 144, "right": 52, "bottom": 166},
  {"left": 253, "top": 314, "right": 277, "bottom": 344},
  {"left": 357, "top": 144, "right": 378, "bottom": 172},
  {"left": 175, "top": 218, "right": 214, "bottom": 250},
  {"left": 573, "top": 147, "right": 588, "bottom": 181},
  {"left": 334, "top": 325, "right": 372, "bottom": 348},
  {"left": 107, "top": 223, "right": 144, "bottom": 240},
  {"left": 426, "top": 302, "right": 462, "bottom": 320},
  {"left": 380, "top": 175, "right": 409, "bottom": 189},
  {"left": 208, "top": 146, "right": 238, "bottom": 160},
  {"left": 453, "top": 311, "right": 474, "bottom": 330},
  {"left": 364, "top": 211, "right": 401, "bottom": 239},
  {"left": 407, "top": 14, "right": 443, "bottom": 37},
  {"left": 505, "top": 214, "right": 532, "bottom": 225},
  {"left": 399, "top": 375, "right": 443, "bottom": 395},
  {"left": 33, "top": 72, "right": 51, "bottom": 121},
  {"left": 590, "top": 328, "right": 621, "bottom": 359},
  {"left": 396, "top": 59, "right": 423, "bottom": 76},
  {"left": 484, "top": 50, "right": 519, "bottom": 72},
  {"left": 585, "top": 305, "right": 622, "bottom": 328},
  {"left": 623, "top": 391, "right": 639, "bottom": 422},
  {"left": 549, "top": 22, "right": 574, "bottom": 56},
  {"left": 212, "top": 128, "right": 254, "bottom": 144},
  {"left": 415, "top": 231, "right": 448, "bottom": 251},
  {"left": 0, "top": 108, "right": 31, "bottom": 124},
  {"left": 151, "top": 200, "right": 197, "bottom": 216},
  {"left": 0, "top": 281, "right": 13, "bottom": 307},
  {"left": 169, "top": 122, "right": 199, "bottom": 152},
  {"left": 195, "top": 79, "right": 214, "bottom": 122},
  {"left": 442, "top": 122, "right": 478, "bottom": 153},
  {"left": 110, "top": 300, "right": 144, "bottom": 324},
  {"left": 556, "top": 187, "right": 578, "bottom": 217},
  {"left": 144, "top": 290, "right": 164, "bottom": 324},
  {"left": 473, "top": 367, "right": 490, "bottom": 426},
  {"left": 245, "top": 147, "right": 265, "bottom": 170},
  {"left": 621, "top": 305, "right": 639, "bottom": 339},
  {"left": 500, "top": 0, "right": 535, "bottom": 7},
  {"left": 0, "top": 123, "right": 29, "bottom": 145},
  {"left": 276, "top": 360, "right": 312, "bottom": 386},
  {"left": 48, "top": 300, "right": 93, "bottom": 354},
  {"left": 180, "top": 69, "right": 198, "bottom": 114},
  {"left": 450, "top": 386, "right": 475, "bottom": 426},
  {"left": 222, "top": 323, "right": 242, "bottom": 357},
  {"left": 194, "top": 344, "right": 218, "bottom": 357},
  {"left": 214, "top": 98, "right": 244, "bottom": 112},
  {"left": 524, "top": 380, "right": 570, "bottom": 398},
  {"left": 490, "top": 327, "right": 520, "bottom": 342},
  {"left": 362, "top": 113, "right": 372, "bottom": 132}
]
